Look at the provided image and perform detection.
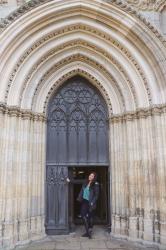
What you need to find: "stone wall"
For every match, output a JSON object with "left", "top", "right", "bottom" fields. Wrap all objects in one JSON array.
[
  {"left": 110, "top": 107, "right": 166, "bottom": 245},
  {"left": 1, "top": 105, "right": 166, "bottom": 249},
  {"left": 0, "top": 0, "right": 166, "bottom": 249},
  {"left": 0, "top": 107, "right": 46, "bottom": 249}
]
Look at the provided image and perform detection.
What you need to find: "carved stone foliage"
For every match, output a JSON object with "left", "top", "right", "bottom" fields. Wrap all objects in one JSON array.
[
  {"left": 0, "top": 102, "right": 46, "bottom": 121},
  {"left": 111, "top": 104, "right": 166, "bottom": 123},
  {"left": 126, "top": 0, "right": 166, "bottom": 11},
  {"left": 1, "top": 99, "right": 166, "bottom": 123}
]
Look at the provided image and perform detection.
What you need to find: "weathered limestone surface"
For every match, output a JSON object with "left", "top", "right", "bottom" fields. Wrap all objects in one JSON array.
[
  {"left": 0, "top": 0, "right": 166, "bottom": 249},
  {"left": 0, "top": 0, "right": 26, "bottom": 18},
  {"left": 0, "top": 110, "right": 46, "bottom": 249},
  {"left": 0, "top": 0, "right": 166, "bottom": 36},
  {"left": 110, "top": 110, "right": 166, "bottom": 246}
]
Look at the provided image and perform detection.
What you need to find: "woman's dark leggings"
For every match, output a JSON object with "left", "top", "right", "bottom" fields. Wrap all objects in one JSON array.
[{"left": 81, "top": 199, "right": 94, "bottom": 231}]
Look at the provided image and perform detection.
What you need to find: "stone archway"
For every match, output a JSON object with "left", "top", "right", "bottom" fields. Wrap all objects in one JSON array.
[{"left": 0, "top": 0, "right": 166, "bottom": 249}]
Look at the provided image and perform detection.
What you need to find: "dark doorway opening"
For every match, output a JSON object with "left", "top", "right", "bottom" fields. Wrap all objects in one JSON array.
[{"left": 68, "top": 166, "right": 109, "bottom": 230}]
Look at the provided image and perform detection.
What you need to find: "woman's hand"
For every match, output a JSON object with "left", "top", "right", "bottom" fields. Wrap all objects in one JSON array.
[{"left": 66, "top": 177, "right": 71, "bottom": 183}]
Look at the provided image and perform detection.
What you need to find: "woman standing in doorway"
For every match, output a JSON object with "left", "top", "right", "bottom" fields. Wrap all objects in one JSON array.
[{"left": 77, "top": 172, "right": 99, "bottom": 239}]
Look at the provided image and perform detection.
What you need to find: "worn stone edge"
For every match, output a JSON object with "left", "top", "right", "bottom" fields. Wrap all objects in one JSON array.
[
  {"left": 0, "top": 102, "right": 46, "bottom": 121},
  {"left": 0, "top": 0, "right": 165, "bottom": 47}
]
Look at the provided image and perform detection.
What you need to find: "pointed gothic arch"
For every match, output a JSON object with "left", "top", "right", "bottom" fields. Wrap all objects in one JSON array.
[
  {"left": 45, "top": 75, "right": 110, "bottom": 234},
  {"left": 0, "top": 0, "right": 166, "bottom": 249}
]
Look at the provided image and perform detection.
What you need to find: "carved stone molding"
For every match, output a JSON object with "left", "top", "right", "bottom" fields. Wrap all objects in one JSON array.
[
  {"left": 126, "top": 0, "right": 166, "bottom": 11},
  {"left": 110, "top": 104, "right": 166, "bottom": 123},
  {"left": 18, "top": 39, "right": 138, "bottom": 108},
  {"left": 7, "top": 24, "right": 151, "bottom": 106},
  {"left": 0, "top": 102, "right": 46, "bottom": 121},
  {"left": 32, "top": 53, "right": 125, "bottom": 112},
  {"left": 0, "top": 0, "right": 165, "bottom": 47},
  {"left": 39, "top": 68, "right": 113, "bottom": 116},
  {"left": 1, "top": 101, "right": 165, "bottom": 122}
]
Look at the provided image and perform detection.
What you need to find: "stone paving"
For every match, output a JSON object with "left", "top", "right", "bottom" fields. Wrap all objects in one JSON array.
[{"left": 14, "top": 226, "right": 159, "bottom": 250}]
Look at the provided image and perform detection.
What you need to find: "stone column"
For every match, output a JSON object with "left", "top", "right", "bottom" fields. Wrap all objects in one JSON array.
[
  {"left": 0, "top": 107, "right": 46, "bottom": 249},
  {"left": 110, "top": 108, "right": 166, "bottom": 246}
]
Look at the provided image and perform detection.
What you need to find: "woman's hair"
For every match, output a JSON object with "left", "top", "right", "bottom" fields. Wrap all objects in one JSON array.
[{"left": 87, "top": 171, "right": 97, "bottom": 186}]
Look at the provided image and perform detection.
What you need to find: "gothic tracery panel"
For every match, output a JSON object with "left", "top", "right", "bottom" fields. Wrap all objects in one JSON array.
[
  {"left": 46, "top": 76, "right": 109, "bottom": 234},
  {"left": 47, "top": 76, "right": 109, "bottom": 165}
]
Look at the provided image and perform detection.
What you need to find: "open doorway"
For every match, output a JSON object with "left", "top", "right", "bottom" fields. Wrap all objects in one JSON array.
[
  {"left": 45, "top": 76, "right": 110, "bottom": 234},
  {"left": 68, "top": 166, "right": 110, "bottom": 229}
]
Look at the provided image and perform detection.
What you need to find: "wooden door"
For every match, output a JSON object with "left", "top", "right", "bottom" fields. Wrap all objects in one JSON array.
[{"left": 45, "top": 76, "right": 109, "bottom": 234}]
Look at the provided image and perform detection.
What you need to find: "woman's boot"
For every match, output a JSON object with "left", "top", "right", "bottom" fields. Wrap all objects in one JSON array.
[
  {"left": 82, "top": 216, "right": 90, "bottom": 237},
  {"left": 88, "top": 217, "right": 93, "bottom": 239}
]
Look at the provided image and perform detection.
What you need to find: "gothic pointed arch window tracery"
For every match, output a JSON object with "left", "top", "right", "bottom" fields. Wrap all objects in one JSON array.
[{"left": 47, "top": 76, "right": 109, "bottom": 165}]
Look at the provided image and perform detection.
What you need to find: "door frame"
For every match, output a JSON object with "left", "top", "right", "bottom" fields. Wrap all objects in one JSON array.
[
  {"left": 67, "top": 164, "right": 111, "bottom": 231},
  {"left": 45, "top": 75, "right": 112, "bottom": 234}
]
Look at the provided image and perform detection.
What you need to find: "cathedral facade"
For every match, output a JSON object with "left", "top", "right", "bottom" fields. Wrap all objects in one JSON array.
[{"left": 0, "top": 0, "right": 166, "bottom": 249}]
